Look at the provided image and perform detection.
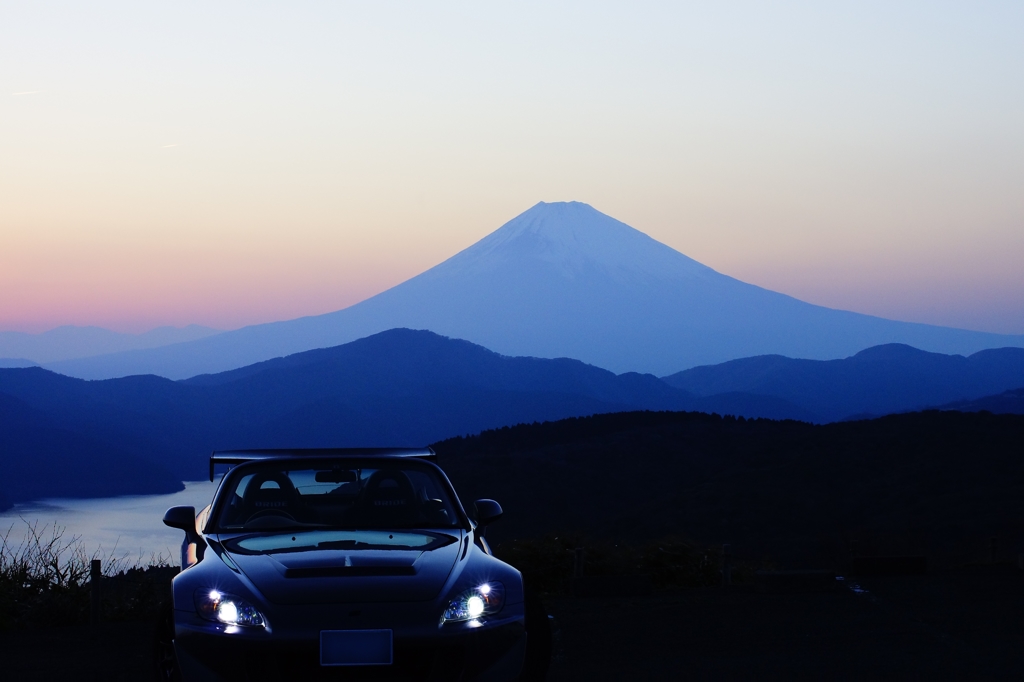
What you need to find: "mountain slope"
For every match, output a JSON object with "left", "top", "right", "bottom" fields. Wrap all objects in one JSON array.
[
  {"left": 662, "top": 344, "right": 1024, "bottom": 421},
  {"left": 0, "top": 392, "right": 182, "bottom": 507},
  {"left": 44, "top": 202, "right": 1024, "bottom": 380}
]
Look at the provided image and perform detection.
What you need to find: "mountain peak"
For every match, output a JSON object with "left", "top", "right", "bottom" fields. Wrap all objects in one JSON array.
[
  {"left": 432, "top": 200, "right": 714, "bottom": 282},
  {"left": 489, "top": 200, "right": 646, "bottom": 243},
  {"left": 850, "top": 344, "right": 953, "bottom": 362}
]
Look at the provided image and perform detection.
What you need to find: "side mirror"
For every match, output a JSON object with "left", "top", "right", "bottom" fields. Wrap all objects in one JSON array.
[
  {"left": 163, "top": 506, "right": 197, "bottom": 532},
  {"left": 474, "top": 499, "right": 503, "bottom": 527},
  {"left": 164, "top": 506, "right": 206, "bottom": 568}
]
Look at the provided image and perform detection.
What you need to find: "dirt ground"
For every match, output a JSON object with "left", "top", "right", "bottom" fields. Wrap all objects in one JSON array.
[
  {"left": 0, "top": 619, "right": 156, "bottom": 681},
  {"left": 546, "top": 565, "right": 1024, "bottom": 681},
  {"left": 2, "top": 566, "right": 1023, "bottom": 680}
]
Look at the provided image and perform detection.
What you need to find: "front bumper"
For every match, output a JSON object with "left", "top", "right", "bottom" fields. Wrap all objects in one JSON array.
[{"left": 174, "top": 611, "right": 526, "bottom": 681}]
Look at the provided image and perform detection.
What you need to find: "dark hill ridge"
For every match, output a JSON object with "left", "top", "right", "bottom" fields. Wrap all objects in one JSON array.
[
  {"left": 435, "top": 409, "right": 1024, "bottom": 568},
  {"left": 662, "top": 344, "right": 1024, "bottom": 421},
  {"left": 182, "top": 332, "right": 817, "bottom": 423},
  {"left": 183, "top": 329, "right": 687, "bottom": 408}
]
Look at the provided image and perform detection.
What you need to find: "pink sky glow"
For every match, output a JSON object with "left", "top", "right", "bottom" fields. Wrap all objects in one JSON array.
[{"left": 3, "top": 2, "right": 1023, "bottom": 336}]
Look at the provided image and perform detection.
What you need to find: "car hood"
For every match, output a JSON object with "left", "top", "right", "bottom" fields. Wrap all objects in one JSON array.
[{"left": 221, "top": 530, "right": 463, "bottom": 606}]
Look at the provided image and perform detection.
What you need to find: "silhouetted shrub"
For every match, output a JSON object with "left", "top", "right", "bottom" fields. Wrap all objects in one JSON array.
[{"left": 0, "top": 520, "right": 174, "bottom": 629}]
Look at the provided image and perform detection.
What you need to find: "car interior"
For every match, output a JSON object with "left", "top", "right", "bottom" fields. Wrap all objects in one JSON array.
[{"left": 217, "top": 464, "right": 458, "bottom": 530}]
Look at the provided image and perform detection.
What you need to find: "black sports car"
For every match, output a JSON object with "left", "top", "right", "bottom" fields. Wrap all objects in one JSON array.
[{"left": 158, "top": 448, "right": 548, "bottom": 681}]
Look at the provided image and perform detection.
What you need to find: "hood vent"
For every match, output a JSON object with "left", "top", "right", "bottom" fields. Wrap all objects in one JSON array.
[{"left": 284, "top": 566, "right": 416, "bottom": 579}]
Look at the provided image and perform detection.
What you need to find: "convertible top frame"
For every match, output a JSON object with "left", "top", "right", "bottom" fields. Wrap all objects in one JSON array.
[{"left": 208, "top": 447, "right": 437, "bottom": 481}]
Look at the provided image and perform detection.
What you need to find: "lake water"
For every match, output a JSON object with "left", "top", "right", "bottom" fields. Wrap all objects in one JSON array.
[{"left": 0, "top": 480, "right": 220, "bottom": 566}]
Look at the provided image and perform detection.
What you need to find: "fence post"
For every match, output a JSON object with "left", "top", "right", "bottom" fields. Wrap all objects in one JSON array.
[{"left": 90, "top": 559, "right": 102, "bottom": 630}]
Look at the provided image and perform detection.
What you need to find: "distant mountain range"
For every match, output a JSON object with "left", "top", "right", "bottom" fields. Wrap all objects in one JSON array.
[
  {"left": 0, "top": 358, "right": 38, "bottom": 369},
  {"left": 0, "top": 325, "right": 220, "bottom": 365},
  {"left": 0, "top": 329, "right": 697, "bottom": 509},
  {"left": 662, "top": 343, "right": 1024, "bottom": 422},
  {"left": 938, "top": 388, "right": 1024, "bottom": 415},
  {"left": 2, "top": 328, "right": 1023, "bottom": 510},
  {"left": 41, "top": 202, "right": 1024, "bottom": 380}
]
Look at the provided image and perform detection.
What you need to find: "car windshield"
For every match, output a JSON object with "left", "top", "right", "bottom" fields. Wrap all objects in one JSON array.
[
  {"left": 225, "top": 530, "right": 457, "bottom": 555},
  {"left": 214, "top": 460, "right": 462, "bottom": 531}
]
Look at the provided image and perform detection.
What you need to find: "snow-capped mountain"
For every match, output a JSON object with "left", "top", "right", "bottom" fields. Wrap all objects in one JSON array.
[{"left": 45, "top": 202, "right": 1024, "bottom": 379}]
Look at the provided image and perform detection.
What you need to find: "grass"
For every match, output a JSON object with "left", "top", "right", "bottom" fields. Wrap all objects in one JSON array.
[{"left": 0, "top": 519, "right": 176, "bottom": 630}]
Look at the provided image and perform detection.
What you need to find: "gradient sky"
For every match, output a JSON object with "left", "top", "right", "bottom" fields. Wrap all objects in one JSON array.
[{"left": 3, "top": 1, "right": 1023, "bottom": 335}]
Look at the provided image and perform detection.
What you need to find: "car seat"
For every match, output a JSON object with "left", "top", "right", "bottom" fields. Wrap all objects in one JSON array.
[
  {"left": 241, "top": 471, "right": 299, "bottom": 524},
  {"left": 350, "top": 469, "right": 418, "bottom": 527}
]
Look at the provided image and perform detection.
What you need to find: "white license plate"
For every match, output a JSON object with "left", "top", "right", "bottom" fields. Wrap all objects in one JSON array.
[{"left": 320, "top": 629, "right": 393, "bottom": 666}]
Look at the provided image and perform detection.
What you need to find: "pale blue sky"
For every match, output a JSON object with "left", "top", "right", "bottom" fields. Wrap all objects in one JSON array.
[{"left": 2, "top": 1, "right": 1023, "bottom": 333}]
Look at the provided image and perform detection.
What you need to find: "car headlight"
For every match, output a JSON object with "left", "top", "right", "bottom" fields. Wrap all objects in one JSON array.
[
  {"left": 194, "top": 589, "right": 266, "bottom": 628},
  {"left": 441, "top": 582, "right": 505, "bottom": 624}
]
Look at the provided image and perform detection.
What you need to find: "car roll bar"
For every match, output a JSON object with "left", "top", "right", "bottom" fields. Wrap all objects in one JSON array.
[{"left": 208, "top": 447, "right": 438, "bottom": 481}]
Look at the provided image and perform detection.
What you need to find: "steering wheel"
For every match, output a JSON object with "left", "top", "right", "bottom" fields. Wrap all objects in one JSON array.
[
  {"left": 243, "top": 503, "right": 296, "bottom": 524},
  {"left": 246, "top": 508, "right": 296, "bottom": 522}
]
